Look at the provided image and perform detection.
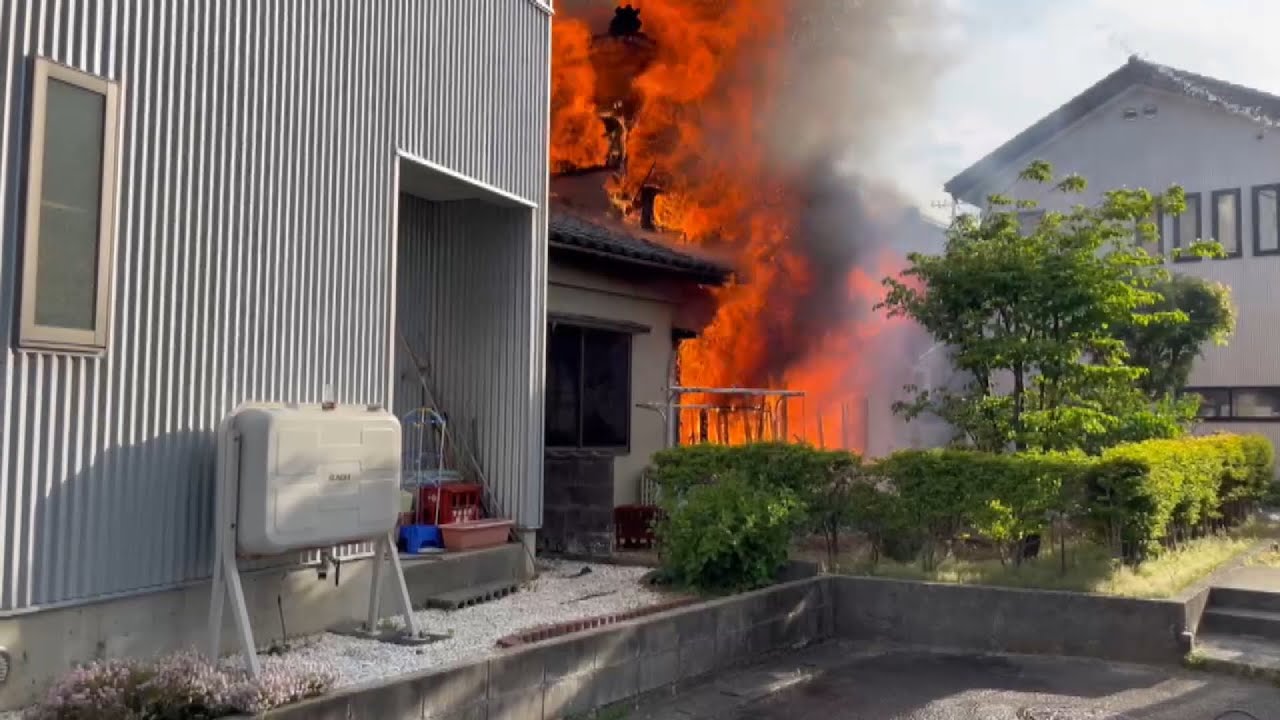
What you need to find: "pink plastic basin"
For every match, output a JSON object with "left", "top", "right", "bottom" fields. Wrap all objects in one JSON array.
[{"left": 440, "top": 519, "right": 513, "bottom": 551}]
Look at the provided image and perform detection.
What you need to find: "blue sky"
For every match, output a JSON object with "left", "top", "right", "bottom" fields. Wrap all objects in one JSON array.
[{"left": 897, "top": 0, "right": 1280, "bottom": 216}]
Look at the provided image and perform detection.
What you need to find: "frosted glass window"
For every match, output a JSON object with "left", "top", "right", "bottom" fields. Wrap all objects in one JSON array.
[{"left": 20, "top": 59, "right": 119, "bottom": 352}]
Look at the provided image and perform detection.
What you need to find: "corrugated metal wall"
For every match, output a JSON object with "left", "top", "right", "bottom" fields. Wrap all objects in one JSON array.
[
  {"left": 0, "top": 0, "right": 550, "bottom": 611},
  {"left": 395, "top": 197, "right": 542, "bottom": 526}
]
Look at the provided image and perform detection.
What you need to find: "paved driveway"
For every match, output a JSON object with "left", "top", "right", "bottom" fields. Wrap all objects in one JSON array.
[{"left": 633, "top": 645, "right": 1280, "bottom": 720}]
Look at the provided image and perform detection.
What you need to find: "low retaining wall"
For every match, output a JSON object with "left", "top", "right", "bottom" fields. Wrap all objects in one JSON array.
[
  {"left": 263, "top": 578, "right": 833, "bottom": 720},
  {"left": 260, "top": 574, "right": 1212, "bottom": 719},
  {"left": 832, "top": 575, "right": 1197, "bottom": 665}
]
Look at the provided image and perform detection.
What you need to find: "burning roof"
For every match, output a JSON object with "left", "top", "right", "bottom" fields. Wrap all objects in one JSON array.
[{"left": 549, "top": 208, "right": 732, "bottom": 285}]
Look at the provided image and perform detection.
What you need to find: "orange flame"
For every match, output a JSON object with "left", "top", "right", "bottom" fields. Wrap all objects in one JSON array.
[{"left": 549, "top": 2, "right": 903, "bottom": 450}]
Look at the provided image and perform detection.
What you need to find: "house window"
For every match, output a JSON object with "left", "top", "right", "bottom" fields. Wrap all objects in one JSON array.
[
  {"left": 1172, "top": 192, "right": 1201, "bottom": 262},
  {"left": 1253, "top": 184, "right": 1280, "bottom": 255},
  {"left": 1016, "top": 209, "right": 1044, "bottom": 235},
  {"left": 545, "top": 323, "right": 632, "bottom": 449},
  {"left": 1138, "top": 209, "right": 1162, "bottom": 256},
  {"left": 1211, "top": 188, "right": 1241, "bottom": 258},
  {"left": 19, "top": 58, "right": 120, "bottom": 353},
  {"left": 1190, "top": 388, "right": 1231, "bottom": 419},
  {"left": 1187, "top": 387, "right": 1280, "bottom": 421}
]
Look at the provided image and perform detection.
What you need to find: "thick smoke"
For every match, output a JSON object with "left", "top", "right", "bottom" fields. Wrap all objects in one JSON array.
[
  {"left": 764, "top": 1, "right": 954, "bottom": 173},
  {"left": 744, "top": 0, "right": 955, "bottom": 389}
]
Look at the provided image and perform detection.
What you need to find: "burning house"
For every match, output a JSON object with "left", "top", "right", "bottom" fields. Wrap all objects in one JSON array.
[{"left": 548, "top": 2, "right": 954, "bottom": 457}]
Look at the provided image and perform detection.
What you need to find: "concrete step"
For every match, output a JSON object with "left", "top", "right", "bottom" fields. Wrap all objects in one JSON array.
[
  {"left": 422, "top": 579, "right": 520, "bottom": 610},
  {"left": 1201, "top": 606, "right": 1280, "bottom": 642},
  {"left": 1209, "top": 586, "right": 1280, "bottom": 614},
  {"left": 401, "top": 543, "right": 530, "bottom": 608},
  {"left": 1191, "top": 633, "right": 1280, "bottom": 683}
]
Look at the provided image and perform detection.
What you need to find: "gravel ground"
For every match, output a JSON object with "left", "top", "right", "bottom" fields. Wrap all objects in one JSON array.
[
  {"left": 4, "top": 560, "right": 669, "bottom": 718},
  {"left": 259, "top": 559, "right": 669, "bottom": 688}
]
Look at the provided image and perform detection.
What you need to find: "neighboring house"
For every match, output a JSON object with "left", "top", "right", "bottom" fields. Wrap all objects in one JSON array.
[
  {"left": 0, "top": 1, "right": 550, "bottom": 708},
  {"left": 945, "top": 55, "right": 1280, "bottom": 453},
  {"left": 540, "top": 182, "right": 731, "bottom": 556}
]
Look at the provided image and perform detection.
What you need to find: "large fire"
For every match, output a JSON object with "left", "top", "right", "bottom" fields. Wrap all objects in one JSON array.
[{"left": 549, "top": 1, "right": 916, "bottom": 450}]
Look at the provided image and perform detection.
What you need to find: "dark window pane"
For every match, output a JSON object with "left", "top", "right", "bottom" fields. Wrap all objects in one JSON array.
[
  {"left": 36, "top": 78, "right": 105, "bottom": 330},
  {"left": 1257, "top": 186, "right": 1279, "bottom": 252},
  {"left": 1191, "top": 389, "right": 1230, "bottom": 419},
  {"left": 1176, "top": 194, "right": 1200, "bottom": 250},
  {"left": 545, "top": 325, "right": 582, "bottom": 446},
  {"left": 1214, "top": 191, "right": 1239, "bottom": 255},
  {"left": 581, "top": 329, "right": 630, "bottom": 447},
  {"left": 1234, "top": 388, "right": 1280, "bottom": 419}
]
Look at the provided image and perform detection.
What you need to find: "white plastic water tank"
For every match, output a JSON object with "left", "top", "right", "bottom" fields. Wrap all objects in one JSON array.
[{"left": 229, "top": 403, "right": 401, "bottom": 555}]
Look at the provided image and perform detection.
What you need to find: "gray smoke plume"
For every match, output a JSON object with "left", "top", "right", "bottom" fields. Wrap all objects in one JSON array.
[{"left": 763, "top": 0, "right": 955, "bottom": 175}]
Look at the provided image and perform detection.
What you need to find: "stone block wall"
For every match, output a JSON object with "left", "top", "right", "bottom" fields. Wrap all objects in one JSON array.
[
  {"left": 541, "top": 451, "right": 617, "bottom": 558},
  {"left": 260, "top": 578, "right": 833, "bottom": 719}
]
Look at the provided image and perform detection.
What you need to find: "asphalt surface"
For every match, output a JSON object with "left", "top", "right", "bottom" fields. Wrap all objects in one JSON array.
[{"left": 638, "top": 647, "right": 1280, "bottom": 720}]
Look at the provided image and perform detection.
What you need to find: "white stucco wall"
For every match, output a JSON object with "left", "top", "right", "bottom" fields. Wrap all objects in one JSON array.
[
  {"left": 547, "top": 263, "right": 683, "bottom": 505},
  {"left": 955, "top": 84, "right": 1280, "bottom": 450}
]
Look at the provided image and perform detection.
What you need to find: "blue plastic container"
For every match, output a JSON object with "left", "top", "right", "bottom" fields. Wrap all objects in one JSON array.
[{"left": 398, "top": 524, "right": 442, "bottom": 553}]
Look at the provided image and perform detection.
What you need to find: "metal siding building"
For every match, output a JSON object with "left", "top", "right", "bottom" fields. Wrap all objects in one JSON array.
[{"left": 0, "top": 0, "right": 549, "bottom": 612}]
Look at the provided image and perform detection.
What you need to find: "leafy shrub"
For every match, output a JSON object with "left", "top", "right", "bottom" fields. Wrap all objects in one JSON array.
[
  {"left": 649, "top": 442, "right": 861, "bottom": 569},
  {"left": 657, "top": 472, "right": 805, "bottom": 592},
  {"left": 648, "top": 442, "right": 852, "bottom": 499},
  {"left": 1083, "top": 434, "right": 1273, "bottom": 562},
  {"left": 1224, "top": 434, "right": 1275, "bottom": 521},
  {"left": 867, "top": 449, "right": 1087, "bottom": 568},
  {"left": 27, "top": 650, "right": 336, "bottom": 720}
]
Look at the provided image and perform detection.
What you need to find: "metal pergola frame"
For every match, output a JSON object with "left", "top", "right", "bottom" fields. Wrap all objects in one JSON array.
[{"left": 639, "top": 386, "right": 808, "bottom": 448}]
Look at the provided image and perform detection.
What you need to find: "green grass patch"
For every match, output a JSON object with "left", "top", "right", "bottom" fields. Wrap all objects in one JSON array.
[{"left": 819, "top": 522, "right": 1278, "bottom": 598}]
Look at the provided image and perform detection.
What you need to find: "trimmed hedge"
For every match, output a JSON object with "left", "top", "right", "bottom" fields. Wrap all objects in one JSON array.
[
  {"left": 1083, "top": 433, "right": 1274, "bottom": 560},
  {"left": 649, "top": 441, "right": 854, "bottom": 499},
  {"left": 869, "top": 449, "right": 1089, "bottom": 567},
  {"left": 647, "top": 433, "right": 1274, "bottom": 577}
]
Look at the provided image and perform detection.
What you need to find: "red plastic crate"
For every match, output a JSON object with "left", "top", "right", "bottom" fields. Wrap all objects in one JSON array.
[
  {"left": 417, "top": 483, "right": 484, "bottom": 525},
  {"left": 614, "top": 504, "right": 662, "bottom": 550}
]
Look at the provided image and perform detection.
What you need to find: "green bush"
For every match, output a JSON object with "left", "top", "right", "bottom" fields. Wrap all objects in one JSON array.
[
  {"left": 867, "top": 449, "right": 1087, "bottom": 568},
  {"left": 648, "top": 433, "right": 1274, "bottom": 580},
  {"left": 1226, "top": 434, "right": 1275, "bottom": 520},
  {"left": 1083, "top": 434, "right": 1274, "bottom": 561},
  {"left": 657, "top": 472, "right": 804, "bottom": 592},
  {"left": 648, "top": 442, "right": 852, "bottom": 498},
  {"left": 649, "top": 442, "right": 860, "bottom": 582}
]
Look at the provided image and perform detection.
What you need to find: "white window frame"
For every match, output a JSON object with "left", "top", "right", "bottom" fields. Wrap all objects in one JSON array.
[{"left": 19, "top": 57, "right": 120, "bottom": 354}]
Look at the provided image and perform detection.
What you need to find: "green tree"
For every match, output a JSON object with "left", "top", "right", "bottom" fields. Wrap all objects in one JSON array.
[
  {"left": 1114, "top": 274, "right": 1234, "bottom": 399},
  {"left": 880, "top": 161, "right": 1217, "bottom": 454}
]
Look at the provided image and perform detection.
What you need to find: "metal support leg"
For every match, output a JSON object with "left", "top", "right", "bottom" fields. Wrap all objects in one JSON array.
[
  {"left": 387, "top": 533, "right": 419, "bottom": 636},
  {"left": 223, "top": 551, "right": 261, "bottom": 678},
  {"left": 208, "top": 554, "right": 226, "bottom": 660},
  {"left": 366, "top": 533, "right": 419, "bottom": 637},
  {"left": 208, "top": 421, "right": 260, "bottom": 677},
  {"left": 367, "top": 537, "right": 387, "bottom": 632}
]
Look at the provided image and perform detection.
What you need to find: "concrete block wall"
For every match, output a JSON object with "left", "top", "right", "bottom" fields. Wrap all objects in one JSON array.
[
  {"left": 256, "top": 573, "right": 1216, "bottom": 720},
  {"left": 541, "top": 452, "right": 617, "bottom": 558},
  {"left": 831, "top": 576, "right": 1195, "bottom": 665},
  {"left": 263, "top": 578, "right": 834, "bottom": 720}
]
